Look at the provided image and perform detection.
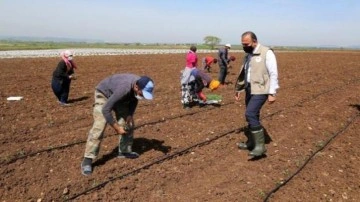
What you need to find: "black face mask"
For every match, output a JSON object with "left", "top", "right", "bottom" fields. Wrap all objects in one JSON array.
[{"left": 243, "top": 46, "right": 254, "bottom": 53}]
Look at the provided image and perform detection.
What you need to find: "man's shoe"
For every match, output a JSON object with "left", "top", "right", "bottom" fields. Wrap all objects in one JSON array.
[
  {"left": 81, "top": 158, "right": 92, "bottom": 176},
  {"left": 60, "top": 102, "right": 71, "bottom": 107},
  {"left": 118, "top": 152, "right": 139, "bottom": 159}
]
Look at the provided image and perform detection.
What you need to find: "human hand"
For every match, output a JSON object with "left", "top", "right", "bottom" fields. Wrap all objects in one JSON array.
[
  {"left": 235, "top": 92, "right": 241, "bottom": 101},
  {"left": 126, "top": 116, "right": 134, "bottom": 129},
  {"left": 198, "top": 92, "right": 207, "bottom": 102},
  {"left": 113, "top": 123, "right": 127, "bottom": 135},
  {"left": 268, "top": 95, "right": 276, "bottom": 104}
]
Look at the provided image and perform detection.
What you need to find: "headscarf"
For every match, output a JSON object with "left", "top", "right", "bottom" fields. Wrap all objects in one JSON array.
[{"left": 60, "top": 50, "right": 77, "bottom": 70}]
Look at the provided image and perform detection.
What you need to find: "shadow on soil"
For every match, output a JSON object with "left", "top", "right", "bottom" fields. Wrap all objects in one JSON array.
[
  {"left": 68, "top": 96, "right": 90, "bottom": 103},
  {"left": 93, "top": 138, "right": 171, "bottom": 168},
  {"left": 264, "top": 128, "right": 273, "bottom": 144},
  {"left": 350, "top": 104, "right": 360, "bottom": 111},
  {"left": 198, "top": 103, "right": 222, "bottom": 108},
  {"left": 133, "top": 138, "right": 172, "bottom": 155}
]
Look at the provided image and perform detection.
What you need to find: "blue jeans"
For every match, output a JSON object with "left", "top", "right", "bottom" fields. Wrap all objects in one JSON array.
[
  {"left": 245, "top": 86, "right": 267, "bottom": 130},
  {"left": 51, "top": 79, "right": 71, "bottom": 103}
]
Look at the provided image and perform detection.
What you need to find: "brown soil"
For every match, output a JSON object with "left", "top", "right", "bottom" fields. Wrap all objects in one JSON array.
[{"left": 0, "top": 51, "right": 359, "bottom": 202}]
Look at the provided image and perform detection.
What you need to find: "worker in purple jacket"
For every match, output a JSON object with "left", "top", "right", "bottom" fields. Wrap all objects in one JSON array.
[{"left": 81, "top": 74, "right": 154, "bottom": 176}]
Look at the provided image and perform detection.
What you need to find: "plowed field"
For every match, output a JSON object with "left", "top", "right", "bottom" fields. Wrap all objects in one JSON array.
[{"left": 1, "top": 51, "right": 359, "bottom": 201}]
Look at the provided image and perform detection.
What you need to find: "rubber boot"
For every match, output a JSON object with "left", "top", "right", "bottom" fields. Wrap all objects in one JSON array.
[
  {"left": 118, "top": 132, "right": 139, "bottom": 159},
  {"left": 238, "top": 128, "right": 254, "bottom": 150},
  {"left": 119, "top": 132, "right": 133, "bottom": 153},
  {"left": 248, "top": 128, "right": 267, "bottom": 157}
]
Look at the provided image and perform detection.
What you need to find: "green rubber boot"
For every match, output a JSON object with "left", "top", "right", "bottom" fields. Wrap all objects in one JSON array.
[
  {"left": 238, "top": 128, "right": 254, "bottom": 150},
  {"left": 248, "top": 128, "right": 267, "bottom": 157}
]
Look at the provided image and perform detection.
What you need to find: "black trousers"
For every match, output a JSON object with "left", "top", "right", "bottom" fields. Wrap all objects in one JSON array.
[
  {"left": 218, "top": 65, "right": 227, "bottom": 84},
  {"left": 51, "top": 78, "right": 71, "bottom": 103}
]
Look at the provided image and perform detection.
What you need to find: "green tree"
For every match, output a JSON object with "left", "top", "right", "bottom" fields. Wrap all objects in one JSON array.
[{"left": 203, "top": 36, "right": 221, "bottom": 50}]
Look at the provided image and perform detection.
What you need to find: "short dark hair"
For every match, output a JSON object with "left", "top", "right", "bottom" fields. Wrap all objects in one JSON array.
[
  {"left": 242, "top": 31, "right": 257, "bottom": 42},
  {"left": 190, "top": 45, "right": 197, "bottom": 52}
]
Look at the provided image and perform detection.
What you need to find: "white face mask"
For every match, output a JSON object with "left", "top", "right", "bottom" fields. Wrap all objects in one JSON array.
[
  {"left": 67, "top": 56, "right": 73, "bottom": 61},
  {"left": 135, "top": 94, "right": 143, "bottom": 100}
]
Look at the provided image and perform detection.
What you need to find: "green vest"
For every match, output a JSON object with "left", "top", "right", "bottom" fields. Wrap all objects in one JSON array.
[{"left": 235, "top": 45, "right": 271, "bottom": 94}]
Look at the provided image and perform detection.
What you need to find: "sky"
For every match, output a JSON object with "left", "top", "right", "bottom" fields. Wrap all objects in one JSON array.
[{"left": 0, "top": 0, "right": 359, "bottom": 47}]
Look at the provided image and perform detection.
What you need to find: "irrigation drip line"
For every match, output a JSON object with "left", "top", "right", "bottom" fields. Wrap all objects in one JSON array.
[
  {"left": 3, "top": 77, "right": 360, "bottom": 167},
  {"left": 263, "top": 112, "right": 359, "bottom": 202},
  {"left": 67, "top": 108, "right": 359, "bottom": 200},
  {"left": 3, "top": 78, "right": 359, "bottom": 165},
  {"left": 0, "top": 103, "right": 233, "bottom": 166},
  {"left": 262, "top": 78, "right": 360, "bottom": 120},
  {"left": 5, "top": 77, "right": 359, "bottom": 166},
  {"left": 65, "top": 78, "right": 360, "bottom": 201},
  {"left": 2, "top": 140, "right": 85, "bottom": 165},
  {"left": 65, "top": 126, "right": 244, "bottom": 201}
]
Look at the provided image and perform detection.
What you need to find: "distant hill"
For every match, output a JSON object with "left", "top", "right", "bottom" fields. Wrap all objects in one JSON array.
[
  {"left": 317, "top": 44, "right": 360, "bottom": 49},
  {"left": 271, "top": 45, "right": 360, "bottom": 50},
  {"left": 348, "top": 45, "right": 360, "bottom": 49},
  {"left": 0, "top": 36, "right": 359, "bottom": 50}
]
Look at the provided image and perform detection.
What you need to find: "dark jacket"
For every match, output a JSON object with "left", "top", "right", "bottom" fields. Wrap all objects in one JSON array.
[
  {"left": 218, "top": 47, "right": 229, "bottom": 67},
  {"left": 52, "top": 60, "right": 74, "bottom": 82},
  {"left": 191, "top": 69, "right": 212, "bottom": 93}
]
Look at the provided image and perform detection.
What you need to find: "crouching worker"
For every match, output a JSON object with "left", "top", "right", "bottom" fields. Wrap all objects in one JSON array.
[
  {"left": 201, "top": 56, "right": 217, "bottom": 72},
  {"left": 51, "top": 50, "right": 77, "bottom": 106},
  {"left": 180, "top": 45, "right": 198, "bottom": 109},
  {"left": 180, "top": 67, "right": 197, "bottom": 109},
  {"left": 191, "top": 68, "right": 220, "bottom": 104},
  {"left": 81, "top": 74, "right": 154, "bottom": 176}
]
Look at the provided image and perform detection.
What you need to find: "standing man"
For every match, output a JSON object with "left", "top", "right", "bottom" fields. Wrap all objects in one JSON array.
[
  {"left": 218, "top": 44, "right": 231, "bottom": 85},
  {"left": 81, "top": 74, "right": 154, "bottom": 176},
  {"left": 235, "top": 31, "right": 279, "bottom": 157}
]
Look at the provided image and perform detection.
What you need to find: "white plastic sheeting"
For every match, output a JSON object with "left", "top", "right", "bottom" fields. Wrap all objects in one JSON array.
[{"left": 0, "top": 49, "right": 241, "bottom": 59}]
